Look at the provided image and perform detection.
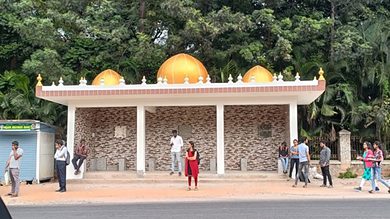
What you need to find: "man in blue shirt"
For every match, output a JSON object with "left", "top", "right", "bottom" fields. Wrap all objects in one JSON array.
[{"left": 293, "top": 138, "right": 311, "bottom": 188}]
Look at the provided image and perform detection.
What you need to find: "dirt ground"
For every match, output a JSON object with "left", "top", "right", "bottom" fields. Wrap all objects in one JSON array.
[{"left": 1, "top": 176, "right": 389, "bottom": 206}]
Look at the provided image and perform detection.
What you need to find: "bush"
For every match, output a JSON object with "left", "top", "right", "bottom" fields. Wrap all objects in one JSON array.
[{"left": 338, "top": 168, "right": 358, "bottom": 179}]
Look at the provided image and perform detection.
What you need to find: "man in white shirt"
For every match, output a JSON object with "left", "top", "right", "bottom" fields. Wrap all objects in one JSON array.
[
  {"left": 5, "top": 141, "right": 23, "bottom": 197},
  {"left": 170, "top": 130, "right": 183, "bottom": 176},
  {"left": 54, "top": 139, "right": 68, "bottom": 192}
]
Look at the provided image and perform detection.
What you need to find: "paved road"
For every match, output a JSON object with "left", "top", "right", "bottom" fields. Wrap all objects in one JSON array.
[{"left": 7, "top": 199, "right": 390, "bottom": 219}]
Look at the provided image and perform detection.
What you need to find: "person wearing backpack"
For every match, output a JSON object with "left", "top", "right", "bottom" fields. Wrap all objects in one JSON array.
[
  {"left": 185, "top": 141, "right": 199, "bottom": 191},
  {"left": 54, "top": 139, "right": 68, "bottom": 192}
]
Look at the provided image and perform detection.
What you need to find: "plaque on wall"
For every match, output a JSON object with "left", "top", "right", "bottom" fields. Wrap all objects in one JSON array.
[
  {"left": 178, "top": 125, "right": 192, "bottom": 139},
  {"left": 258, "top": 124, "right": 272, "bottom": 138},
  {"left": 114, "top": 126, "right": 127, "bottom": 138}
]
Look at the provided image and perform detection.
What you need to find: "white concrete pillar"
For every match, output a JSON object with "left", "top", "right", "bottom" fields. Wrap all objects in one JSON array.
[
  {"left": 216, "top": 104, "right": 225, "bottom": 175},
  {"left": 289, "top": 102, "right": 298, "bottom": 145},
  {"left": 66, "top": 105, "right": 80, "bottom": 179},
  {"left": 289, "top": 102, "right": 298, "bottom": 178},
  {"left": 339, "top": 129, "right": 351, "bottom": 170},
  {"left": 136, "top": 106, "right": 146, "bottom": 176}
]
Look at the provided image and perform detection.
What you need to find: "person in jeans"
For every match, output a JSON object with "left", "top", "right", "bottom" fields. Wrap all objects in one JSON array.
[
  {"left": 278, "top": 142, "right": 289, "bottom": 174},
  {"left": 169, "top": 130, "right": 183, "bottom": 176},
  {"left": 370, "top": 141, "right": 390, "bottom": 193},
  {"left": 72, "top": 139, "right": 89, "bottom": 175},
  {"left": 54, "top": 139, "right": 68, "bottom": 192},
  {"left": 319, "top": 141, "right": 333, "bottom": 188},
  {"left": 5, "top": 141, "right": 23, "bottom": 197},
  {"left": 288, "top": 139, "right": 299, "bottom": 180},
  {"left": 293, "top": 138, "right": 310, "bottom": 188}
]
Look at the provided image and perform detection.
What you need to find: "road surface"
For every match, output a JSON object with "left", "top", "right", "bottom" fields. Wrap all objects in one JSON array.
[{"left": 8, "top": 199, "right": 389, "bottom": 219}]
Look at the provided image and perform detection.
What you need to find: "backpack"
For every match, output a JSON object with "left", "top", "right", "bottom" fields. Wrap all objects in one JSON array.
[{"left": 65, "top": 151, "right": 71, "bottom": 166}]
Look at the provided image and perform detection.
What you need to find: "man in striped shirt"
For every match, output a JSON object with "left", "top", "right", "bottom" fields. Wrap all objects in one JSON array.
[{"left": 371, "top": 141, "right": 390, "bottom": 193}]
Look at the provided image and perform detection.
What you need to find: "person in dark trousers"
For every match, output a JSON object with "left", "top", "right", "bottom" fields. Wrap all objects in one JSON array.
[
  {"left": 293, "top": 138, "right": 310, "bottom": 188},
  {"left": 54, "top": 139, "right": 68, "bottom": 192},
  {"left": 5, "top": 141, "right": 23, "bottom": 197},
  {"left": 278, "top": 142, "right": 289, "bottom": 174},
  {"left": 72, "top": 139, "right": 89, "bottom": 175},
  {"left": 319, "top": 141, "right": 333, "bottom": 188},
  {"left": 288, "top": 139, "right": 299, "bottom": 180}
]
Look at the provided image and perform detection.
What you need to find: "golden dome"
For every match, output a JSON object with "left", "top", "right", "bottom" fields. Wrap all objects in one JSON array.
[
  {"left": 92, "top": 69, "right": 122, "bottom": 86},
  {"left": 242, "top": 65, "right": 273, "bottom": 83},
  {"left": 157, "top": 53, "right": 208, "bottom": 84}
]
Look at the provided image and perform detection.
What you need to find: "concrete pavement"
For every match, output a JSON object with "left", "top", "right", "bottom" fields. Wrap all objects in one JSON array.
[{"left": 1, "top": 172, "right": 389, "bottom": 206}]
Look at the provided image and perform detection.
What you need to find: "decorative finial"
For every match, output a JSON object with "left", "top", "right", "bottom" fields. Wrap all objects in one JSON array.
[
  {"left": 119, "top": 76, "right": 125, "bottom": 85},
  {"left": 36, "top": 74, "right": 43, "bottom": 87},
  {"left": 295, "top": 72, "right": 300, "bottom": 81},
  {"left": 83, "top": 77, "right": 88, "bottom": 85},
  {"left": 250, "top": 75, "right": 256, "bottom": 83},
  {"left": 99, "top": 78, "right": 105, "bottom": 86},
  {"left": 198, "top": 75, "right": 204, "bottom": 84},
  {"left": 157, "top": 77, "right": 163, "bottom": 84},
  {"left": 277, "top": 73, "right": 284, "bottom": 81},
  {"left": 79, "top": 77, "right": 84, "bottom": 86},
  {"left": 184, "top": 74, "right": 189, "bottom": 84},
  {"left": 228, "top": 74, "right": 233, "bottom": 84},
  {"left": 58, "top": 77, "right": 64, "bottom": 86},
  {"left": 141, "top": 76, "right": 147, "bottom": 85},
  {"left": 236, "top": 74, "right": 243, "bottom": 84},
  {"left": 51, "top": 81, "right": 56, "bottom": 87},
  {"left": 163, "top": 76, "right": 168, "bottom": 85},
  {"left": 313, "top": 76, "right": 318, "bottom": 81},
  {"left": 318, "top": 67, "right": 325, "bottom": 80},
  {"left": 206, "top": 75, "right": 211, "bottom": 84},
  {"left": 272, "top": 73, "right": 277, "bottom": 82}
]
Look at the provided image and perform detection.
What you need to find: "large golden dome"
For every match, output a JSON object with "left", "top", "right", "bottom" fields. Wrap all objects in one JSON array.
[
  {"left": 157, "top": 53, "right": 208, "bottom": 84},
  {"left": 242, "top": 65, "right": 273, "bottom": 83},
  {"left": 92, "top": 69, "right": 122, "bottom": 86}
]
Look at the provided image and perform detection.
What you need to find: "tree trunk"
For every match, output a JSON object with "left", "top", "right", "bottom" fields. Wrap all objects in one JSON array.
[
  {"left": 329, "top": 0, "right": 336, "bottom": 66},
  {"left": 139, "top": 0, "right": 145, "bottom": 33}
]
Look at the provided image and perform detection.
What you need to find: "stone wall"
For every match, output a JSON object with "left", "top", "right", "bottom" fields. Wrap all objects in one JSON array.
[
  {"left": 224, "top": 105, "right": 289, "bottom": 171},
  {"left": 326, "top": 161, "right": 390, "bottom": 177},
  {"left": 75, "top": 107, "right": 137, "bottom": 170},
  {"left": 74, "top": 108, "right": 94, "bottom": 169},
  {"left": 74, "top": 105, "right": 289, "bottom": 172},
  {"left": 145, "top": 106, "right": 216, "bottom": 171}
]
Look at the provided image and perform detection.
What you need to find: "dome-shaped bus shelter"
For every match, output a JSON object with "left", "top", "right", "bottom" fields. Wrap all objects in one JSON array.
[{"left": 35, "top": 54, "right": 325, "bottom": 179}]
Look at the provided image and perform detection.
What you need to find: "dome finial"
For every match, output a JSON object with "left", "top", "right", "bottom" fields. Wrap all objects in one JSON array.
[
  {"left": 36, "top": 74, "right": 43, "bottom": 87},
  {"left": 59, "top": 77, "right": 64, "bottom": 86},
  {"left": 236, "top": 74, "right": 243, "bottom": 83},
  {"left": 295, "top": 72, "right": 300, "bottom": 81},
  {"left": 318, "top": 67, "right": 325, "bottom": 80}
]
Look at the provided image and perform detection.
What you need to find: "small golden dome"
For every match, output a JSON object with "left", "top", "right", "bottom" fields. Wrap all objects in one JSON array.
[
  {"left": 242, "top": 65, "right": 273, "bottom": 83},
  {"left": 157, "top": 53, "right": 208, "bottom": 84},
  {"left": 92, "top": 69, "right": 122, "bottom": 86}
]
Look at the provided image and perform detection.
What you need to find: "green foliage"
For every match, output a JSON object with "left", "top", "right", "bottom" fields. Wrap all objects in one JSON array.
[
  {"left": 0, "top": 0, "right": 388, "bottom": 141},
  {"left": 338, "top": 168, "right": 358, "bottom": 179}
]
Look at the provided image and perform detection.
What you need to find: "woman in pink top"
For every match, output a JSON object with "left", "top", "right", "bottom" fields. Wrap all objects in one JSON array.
[{"left": 354, "top": 142, "right": 376, "bottom": 192}]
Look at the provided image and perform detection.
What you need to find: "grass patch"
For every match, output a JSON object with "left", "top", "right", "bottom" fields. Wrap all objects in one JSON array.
[{"left": 338, "top": 168, "right": 358, "bottom": 179}]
